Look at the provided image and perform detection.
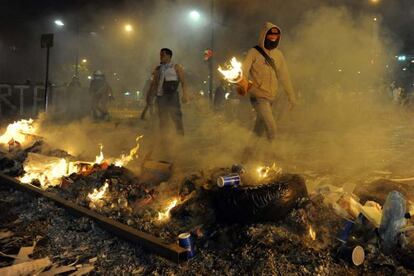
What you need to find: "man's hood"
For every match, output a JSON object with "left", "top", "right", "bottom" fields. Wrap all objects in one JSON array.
[{"left": 258, "top": 22, "right": 282, "bottom": 49}]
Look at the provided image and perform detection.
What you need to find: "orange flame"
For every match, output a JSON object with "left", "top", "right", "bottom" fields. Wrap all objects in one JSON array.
[
  {"left": 88, "top": 180, "right": 109, "bottom": 202},
  {"left": 114, "top": 135, "right": 143, "bottom": 167},
  {"left": 157, "top": 198, "right": 178, "bottom": 221}
]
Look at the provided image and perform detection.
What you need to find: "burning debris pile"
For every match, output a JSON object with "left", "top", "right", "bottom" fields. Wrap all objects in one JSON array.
[{"left": 1, "top": 119, "right": 414, "bottom": 274}]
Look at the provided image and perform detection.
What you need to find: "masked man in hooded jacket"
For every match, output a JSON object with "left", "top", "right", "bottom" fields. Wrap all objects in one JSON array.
[{"left": 240, "top": 22, "right": 297, "bottom": 161}]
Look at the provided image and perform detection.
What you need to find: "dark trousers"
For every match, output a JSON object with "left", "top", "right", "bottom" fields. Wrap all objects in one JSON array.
[{"left": 156, "top": 93, "right": 184, "bottom": 135}]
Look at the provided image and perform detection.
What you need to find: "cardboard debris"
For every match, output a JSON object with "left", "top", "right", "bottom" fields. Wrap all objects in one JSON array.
[
  {"left": 69, "top": 265, "right": 95, "bottom": 276},
  {"left": 360, "top": 201, "right": 383, "bottom": 228},
  {"left": 316, "top": 185, "right": 383, "bottom": 227},
  {"left": 0, "top": 230, "right": 14, "bottom": 240},
  {"left": 0, "top": 257, "right": 52, "bottom": 276},
  {"left": 14, "top": 244, "right": 35, "bottom": 265},
  {"left": 39, "top": 264, "right": 76, "bottom": 276}
]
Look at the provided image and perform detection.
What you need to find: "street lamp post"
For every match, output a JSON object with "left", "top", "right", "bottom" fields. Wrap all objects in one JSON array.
[{"left": 209, "top": 0, "right": 215, "bottom": 106}]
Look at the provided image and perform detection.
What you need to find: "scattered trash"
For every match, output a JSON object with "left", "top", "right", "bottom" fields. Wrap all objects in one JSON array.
[
  {"left": 379, "top": 191, "right": 407, "bottom": 255},
  {"left": 178, "top": 232, "right": 195, "bottom": 259},
  {"left": 335, "top": 244, "right": 365, "bottom": 266},
  {"left": 217, "top": 173, "right": 241, "bottom": 187},
  {"left": 0, "top": 257, "right": 52, "bottom": 276}
]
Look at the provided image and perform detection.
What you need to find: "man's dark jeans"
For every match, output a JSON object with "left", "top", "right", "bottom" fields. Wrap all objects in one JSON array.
[{"left": 156, "top": 93, "right": 184, "bottom": 135}]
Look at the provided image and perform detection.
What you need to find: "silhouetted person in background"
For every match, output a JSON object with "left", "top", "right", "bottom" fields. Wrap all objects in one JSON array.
[{"left": 89, "top": 70, "right": 113, "bottom": 121}]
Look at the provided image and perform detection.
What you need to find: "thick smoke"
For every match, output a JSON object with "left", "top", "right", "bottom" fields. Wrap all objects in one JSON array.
[{"left": 5, "top": 2, "right": 410, "bottom": 190}]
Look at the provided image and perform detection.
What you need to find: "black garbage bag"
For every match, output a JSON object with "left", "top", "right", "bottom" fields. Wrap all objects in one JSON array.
[{"left": 213, "top": 173, "right": 308, "bottom": 224}]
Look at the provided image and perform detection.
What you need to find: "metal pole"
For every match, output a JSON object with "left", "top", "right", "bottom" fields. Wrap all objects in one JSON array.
[
  {"left": 209, "top": 0, "right": 215, "bottom": 106},
  {"left": 44, "top": 46, "right": 50, "bottom": 112},
  {"left": 75, "top": 25, "right": 80, "bottom": 76}
]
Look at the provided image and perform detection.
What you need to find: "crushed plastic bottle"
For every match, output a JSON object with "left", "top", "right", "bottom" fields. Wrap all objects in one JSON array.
[{"left": 379, "top": 191, "right": 407, "bottom": 255}]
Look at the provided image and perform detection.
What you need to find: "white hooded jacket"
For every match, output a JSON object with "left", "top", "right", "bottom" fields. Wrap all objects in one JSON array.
[{"left": 242, "top": 22, "right": 295, "bottom": 102}]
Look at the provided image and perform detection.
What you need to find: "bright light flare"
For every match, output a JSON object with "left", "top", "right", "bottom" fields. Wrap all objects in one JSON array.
[
  {"left": 54, "top": 20, "right": 64, "bottom": 26},
  {"left": 189, "top": 10, "right": 201, "bottom": 21},
  {"left": 218, "top": 57, "right": 243, "bottom": 83},
  {"left": 124, "top": 24, "right": 133, "bottom": 32},
  {"left": 157, "top": 198, "right": 178, "bottom": 221}
]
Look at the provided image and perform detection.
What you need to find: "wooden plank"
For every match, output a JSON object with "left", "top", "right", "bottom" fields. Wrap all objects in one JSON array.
[{"left": 0, "top": 174, "right": 188, "bottom": 263}]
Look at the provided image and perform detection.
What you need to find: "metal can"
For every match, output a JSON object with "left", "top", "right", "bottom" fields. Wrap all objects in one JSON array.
[
  {"left": 178, "top": 232, "right": 195, "bottom": 259},
  {"left": 217, "top": 173, "right": 241, "bottom": 187},
  {"left": 337, "top": 219, "right": 355, "bottom": 243},
  {"left": 336, "top": 244, "right": 365, "bottom": 266}
]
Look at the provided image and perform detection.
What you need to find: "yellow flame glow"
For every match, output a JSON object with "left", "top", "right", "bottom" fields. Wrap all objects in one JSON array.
[
  {"left": 257, "top": 166, "right": 271, "bottom": 179},
  {"left": 157, "top": 198, "right": 178, "bottom": 221},
  {"left": 88, "top": 181, "right": 109, "bottom": 202},
  {"left": 95, "top": 144, "right": 104, "bottom": 164},
  {"left": 309, "top": 225, "right": 316, "bottom": 240},
  {"left": 256, "top": 163, "right": 282, "bottom": 180},
  {"left": 114, "top": 135, "right": 143, "bottom": 167},
  {"left": 0, "top": 119, "right": 37, "bottom": 146},
  {"left": 218, "top": 57, "right": 243, "bottom": 83}
]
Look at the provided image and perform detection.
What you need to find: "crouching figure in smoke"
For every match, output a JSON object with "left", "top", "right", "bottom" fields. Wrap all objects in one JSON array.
[
  {"left": 89, "top": 70, "right": 113, "bottom": 121},
  {"left": 240, "top": 22, "right": 297, "bottom": 162}
]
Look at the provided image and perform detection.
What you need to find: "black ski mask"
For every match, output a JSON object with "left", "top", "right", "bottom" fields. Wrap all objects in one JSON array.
[
  {"left": 264, "top": 28, "right": 280, "bottom": 50},
  {"left": 264, "top": 39, "right": 279, "bottom": 50}
]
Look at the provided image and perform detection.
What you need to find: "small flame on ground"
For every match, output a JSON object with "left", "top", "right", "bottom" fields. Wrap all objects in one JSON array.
[
  {"left": 95, "top": 144, "right": 104, "bottom": 164},
  {"left": 114, "top": 135, "right": 143, "bottom": 167},
  {"left": 0, "top": 119, "right": 37, "bottom": 146},
  {"left": 218, "top": 57, "right": 243, "bottom": 83},
  {"left": 88, "top": 181, "right": 109, "bottom": 202},
  {"left": 157, "top": 198, "right": 178, "bottom": 221},
  {"left": 256, "top": 163, "right": 282, "bottom": 180},
  {"left": 309, "top": 225, "right": 316, "bottom": 240},
  {"left": 257, "top": 166, "right": 271, "bottom": 179}
]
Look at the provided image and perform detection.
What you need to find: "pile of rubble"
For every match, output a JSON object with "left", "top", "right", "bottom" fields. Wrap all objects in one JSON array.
[{"left": 1, "top": 139, "right": 414, "bottom": 274}]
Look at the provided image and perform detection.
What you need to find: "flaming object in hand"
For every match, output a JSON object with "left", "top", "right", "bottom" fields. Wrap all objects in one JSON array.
[
  {"left": 218, "top": 57, "right": 251, "bottom": 95},
  {"left": 157, "top": 198, "right": 178, "bottom": 222},
  {"left": 218, "top": 57, "right": 243, "bottom": 83}
]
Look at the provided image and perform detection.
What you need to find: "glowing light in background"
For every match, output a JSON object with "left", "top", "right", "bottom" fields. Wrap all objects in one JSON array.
[
  {"left": 124, "top": 24, "right": 133, "bottom": 33},
  {"left": 189, "top": 10, "right": 201, "bottom": 21},
  {"left": 54, "top": 19, "right": 64, "bottom": 26}
]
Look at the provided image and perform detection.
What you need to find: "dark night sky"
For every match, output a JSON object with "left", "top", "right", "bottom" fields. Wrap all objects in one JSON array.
[
  {"left": 0, "top": 0, "right": 412, "bottom": 48},
  {"left": 0, "top": 0, "right": 412, "bottom": 84}
]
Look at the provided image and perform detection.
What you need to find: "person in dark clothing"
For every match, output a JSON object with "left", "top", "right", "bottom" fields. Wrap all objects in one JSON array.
[{"left": 89, "top": 70, "right": 113, "bottom": 121}]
